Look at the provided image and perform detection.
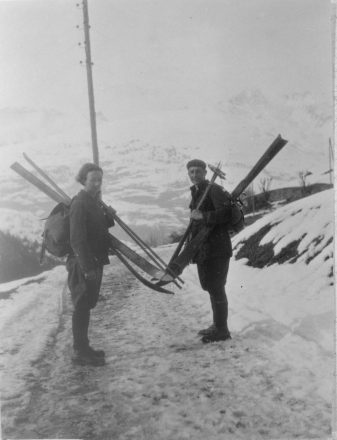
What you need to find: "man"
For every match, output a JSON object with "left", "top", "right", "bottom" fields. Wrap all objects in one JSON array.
[
  {"left": 186, "top": 159, "right": 232, "bottom": 343},
  {"left": 66, "top": 163, "right": 114, "bottom": 366}
]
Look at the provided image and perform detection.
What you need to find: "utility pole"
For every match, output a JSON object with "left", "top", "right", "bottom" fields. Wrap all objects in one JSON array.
[{"left": 82, "top": 0, "right": 99, "bottom": 165}]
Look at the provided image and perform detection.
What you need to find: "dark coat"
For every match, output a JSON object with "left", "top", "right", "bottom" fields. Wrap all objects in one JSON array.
[
  {"left": 189, "top": 180, "right": 232, "bottom": 262},
  {"left": 69, "top": 190, "right": 114, "bottom": 273}
]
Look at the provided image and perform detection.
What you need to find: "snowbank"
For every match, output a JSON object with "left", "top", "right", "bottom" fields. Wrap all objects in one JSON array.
[{"left": 0, "top": 266, "right": 66, "bottom": 406}]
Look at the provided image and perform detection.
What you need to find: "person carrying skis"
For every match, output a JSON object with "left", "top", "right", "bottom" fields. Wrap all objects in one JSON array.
[
  {"left": 66, "top": 163, "right": 115, "bottom": 366},
  {"left": 186, "top": 159, "right": 232, "bottom": 343}
]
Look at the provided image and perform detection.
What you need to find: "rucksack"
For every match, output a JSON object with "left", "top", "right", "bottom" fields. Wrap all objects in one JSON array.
[
  {"left": 229, "top": 199, "right": 245, "bottom": 233},
  {"left": 40, "top": 203, "right": 71, "bottom": 261}
]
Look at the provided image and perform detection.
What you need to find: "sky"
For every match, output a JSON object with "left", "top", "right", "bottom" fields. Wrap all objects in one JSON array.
[
  {"left": 0, "top": 0, "right": 334, "bottom": 204},
  {"left": 0, "top": 0, "right": 333, "bottom": 121}
]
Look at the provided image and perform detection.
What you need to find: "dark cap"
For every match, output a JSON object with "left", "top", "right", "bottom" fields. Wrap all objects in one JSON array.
[
  {"left": 76, "top": 163, "right": 103, "bottom": 185},
  {"left": 186, "top": 159, "right": 206, "bottom": 170}
]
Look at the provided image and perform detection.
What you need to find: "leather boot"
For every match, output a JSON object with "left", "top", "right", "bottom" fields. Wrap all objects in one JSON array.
[
  {"left": 198, "top": 324, "right": 216, "bottom": 336},
  {"left": 87, "top": 346, "right": 105, "bottom": 358},
  {"left": 202, "top": 299, "right": 231, "bottom": 343},
  {"left": 198, "top": 294, "right": 216, "bottom": 335},
  {"left": 72, "top": 347, "right": 106, "bottom": 366}
]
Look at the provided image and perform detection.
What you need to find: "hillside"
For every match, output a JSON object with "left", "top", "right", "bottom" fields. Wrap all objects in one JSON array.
[
  {"left": 0, "top": 179, "right": 332, "bottom": 284},
  {"left": 0, "top": 92, "right": 332, "bottom": 284},
  {"left": 234, "top": 188, "right": 333, "bottom": 271},
  {"left": 0, "top": 89, "right": 332, "bottom": 244}
]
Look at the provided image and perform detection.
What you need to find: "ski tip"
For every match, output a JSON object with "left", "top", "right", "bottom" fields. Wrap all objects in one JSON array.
[
  {"left": 151, "top": 269, "right": 171, "bottom": 281},
  {"left": 155, "top": 280, "right": 171, "bottom": 287},
  {"left": 160, "top": 273, "right": 175, "bottom": 283}
]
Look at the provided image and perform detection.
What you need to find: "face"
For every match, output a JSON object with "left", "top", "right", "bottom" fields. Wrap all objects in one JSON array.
[
  {"left": 84, "top": 170, "right": 103, "bottom": 196},
  {"left": 188, "top": 166, "right": 207, "bottom": 185}
]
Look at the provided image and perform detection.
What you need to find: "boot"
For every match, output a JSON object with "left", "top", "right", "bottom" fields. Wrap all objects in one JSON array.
[
  {"left": 201, "top": 299, "right": 231, "bottom": 343},
  {"left": 72, "top": 306, "right": 90, "bottom": 352},
  {"left": 198, "top": 323, "right": 216, "bottom": 336},
  {"left": 201, "top": 327, "right": 231, "bottom": 343},
  {"left": 72, "top": 347, "right": 106, "bottom": 366},
  {"left": 198, "top": 294, "right": 216, "bottom": 336},
  {"left": 87, "top": 346, "right": 105, "bottom": 358}
]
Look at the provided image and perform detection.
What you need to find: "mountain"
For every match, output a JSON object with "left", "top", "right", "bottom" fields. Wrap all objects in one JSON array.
[{"left": 0, "top": 88, "right": 332, "bottom": 252}]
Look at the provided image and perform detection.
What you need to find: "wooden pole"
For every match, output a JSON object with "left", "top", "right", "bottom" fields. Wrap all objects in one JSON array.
[{"left": 82, "top": 0, "right": 99, "bottom": 165}]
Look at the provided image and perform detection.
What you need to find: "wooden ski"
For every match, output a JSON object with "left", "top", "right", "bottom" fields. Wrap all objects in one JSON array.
[
  {"left": 108, "top": 234, "right": 166, "bottom": 280},
  {"left": 113, "top": 249, "right": 174, "bottom": 295},
  {"left": 161, "top": 134, "right": 288, "bottom": 280},
  {"left": 166, "top": 162, "right": 225, "bottom": 270},
  {"left": 10, "top": 161, "right": 174, "bottom": 294},
  {"left": 22, "top": 153, "right": 181, "bottom": 288}
]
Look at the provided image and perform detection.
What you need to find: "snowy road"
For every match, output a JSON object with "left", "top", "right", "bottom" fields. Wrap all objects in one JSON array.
[{"left": 1, "top": 252, "right": 332, "bottom": 440}]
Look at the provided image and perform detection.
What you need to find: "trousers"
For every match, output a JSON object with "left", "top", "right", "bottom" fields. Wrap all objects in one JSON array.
[
  {"left": 197, "top": 257, "right": 230, "bottom": 330},
  {"left": 66, "top": 256, "right": 103, "bottom": 350}
]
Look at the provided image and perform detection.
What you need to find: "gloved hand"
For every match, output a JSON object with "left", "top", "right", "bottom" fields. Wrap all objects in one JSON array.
[
  {"left": 107, "top": 205, "right": 117, "bottom": 215},
  {"left": 190, "top": 209, "right": 204, "bottom": 221}
]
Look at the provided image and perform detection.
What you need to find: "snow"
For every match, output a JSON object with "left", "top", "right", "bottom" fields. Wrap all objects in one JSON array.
[
  {"left": 0, "top": 208, "right": 44, "bottom": 243},
  {"left": 0, "top": 94, "right": 332, "bottom": 245},
  {"left": 0, "top": 190, "right": 334, "bottom": 439}
]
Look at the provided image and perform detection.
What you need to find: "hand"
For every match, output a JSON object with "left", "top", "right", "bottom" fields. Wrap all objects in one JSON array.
[
  {"left": 84, "top": 270, "right": 96, "bottom": 281},
  {"left": 108, "top": 205, "right": 117, "bottom": 215},
  {"left": 190, "top": 209, "right": 204, "bottom": 221}
]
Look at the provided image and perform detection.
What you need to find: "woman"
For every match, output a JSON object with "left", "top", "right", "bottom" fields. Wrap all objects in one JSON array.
[{"left": 66, "top": 163, "right": 114, "bottom": 366}]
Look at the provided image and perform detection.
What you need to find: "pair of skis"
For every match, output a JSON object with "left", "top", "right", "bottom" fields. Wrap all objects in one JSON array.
[
  {"left": 11, "top": 156, "right": 181, "bottom": 295},
  {"left": 164, "top": 134, "right": 289, "bottom": 277}
]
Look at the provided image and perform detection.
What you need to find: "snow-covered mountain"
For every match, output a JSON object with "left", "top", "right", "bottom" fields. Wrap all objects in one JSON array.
[{"left": 0, "top": 88, "right": 332, "bottom": 247}]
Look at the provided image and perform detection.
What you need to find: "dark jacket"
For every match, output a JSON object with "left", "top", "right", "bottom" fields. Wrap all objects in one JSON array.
[
  {"left": 69, "top": 190, "right": 114, "bottom": 272},
  {"left": 189, "top": 180, "right": 232, "bottom": 262}
]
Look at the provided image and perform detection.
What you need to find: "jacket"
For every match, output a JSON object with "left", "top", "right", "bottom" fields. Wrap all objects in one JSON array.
[
  {"left": 189, "top": 180, "right": 232, "bottom": 262},
  {"left": 69, "top": 190, "right": 115, "bottom": 272}
]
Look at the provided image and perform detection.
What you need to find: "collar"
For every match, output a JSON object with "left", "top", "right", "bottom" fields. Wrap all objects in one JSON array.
[
  {"left": 190, "top": 179, "right": 209, "bottom": 193},
  {"left": 78, "top": 189, "right": 99, "bottom": 203}
]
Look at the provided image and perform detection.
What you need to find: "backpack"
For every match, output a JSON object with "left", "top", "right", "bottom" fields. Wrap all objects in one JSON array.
[
  {"left": 229, "top": 199, "right": 245, "bottom": 233},
  {"left": 40, "top": 203, "right": 71, "bottom": 261}
]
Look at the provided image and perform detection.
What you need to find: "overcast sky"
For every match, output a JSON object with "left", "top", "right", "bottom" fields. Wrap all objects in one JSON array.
[{"left": 0, "top": 0, "right": 333, "bottom": 122}]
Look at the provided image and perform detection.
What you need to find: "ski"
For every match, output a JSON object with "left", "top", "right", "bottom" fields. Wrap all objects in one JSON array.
[
  {"left": 166, "top": 162, "right": 225, "bottom": 270},
  {"left": 161, "top": 134, "right": 288, "bottom": 280},
  {"left": 158, "top": 226, "right": 213, "bottom": 282},
  {"left": 10, "top": 161, "right": 174, "bottom": 294},
  {"left": 21, "top": 153, "right": 180, "bottom": 288},
  {"left": 113, "top": 249, "right": 174, "bottom": 295},
  {"left": 231, "top": 134, "right": 288, "bottom": 199},
  {"left": 108, "top": 234, "right": 165, "bottom": 280}
]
